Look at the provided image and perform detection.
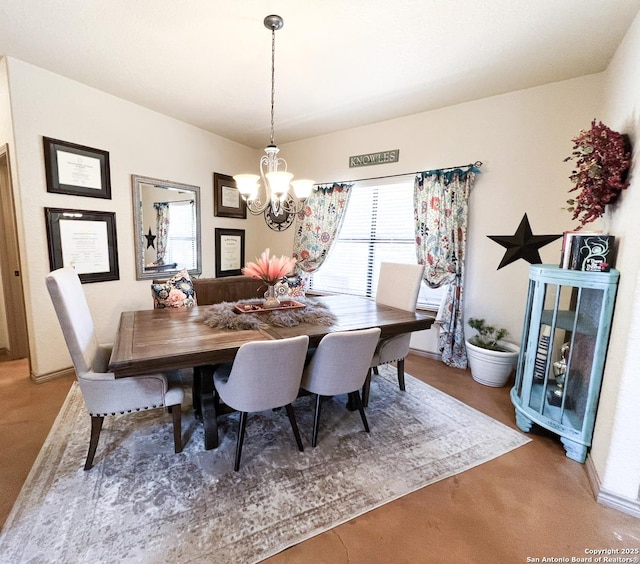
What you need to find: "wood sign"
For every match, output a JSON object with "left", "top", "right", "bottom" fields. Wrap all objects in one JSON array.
[{"left": 349, "top": 150, "right": 399, "bottom": 168}]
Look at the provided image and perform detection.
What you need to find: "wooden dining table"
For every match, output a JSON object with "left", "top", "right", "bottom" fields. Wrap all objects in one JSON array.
[{"left": 109, "top": 294, "right": 436, "bottom": 449}]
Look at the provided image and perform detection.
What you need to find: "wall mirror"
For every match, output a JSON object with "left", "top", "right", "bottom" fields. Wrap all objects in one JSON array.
[{"left": 132, "top": 174, "right": 202, "bottom": 280}]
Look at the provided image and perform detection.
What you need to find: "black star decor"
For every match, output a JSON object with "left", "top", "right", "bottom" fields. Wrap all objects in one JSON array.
[
  {"left": 488, "top": 213, "right": 561, "bottom": 270},
  {"left": 145, "top": 228, "right": 157, "bottom": 249}
]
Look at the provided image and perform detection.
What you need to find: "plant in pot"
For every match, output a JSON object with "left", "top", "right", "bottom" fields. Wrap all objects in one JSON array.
[{"left": 465, "top": 318, "right": 520, "bottom": 387}]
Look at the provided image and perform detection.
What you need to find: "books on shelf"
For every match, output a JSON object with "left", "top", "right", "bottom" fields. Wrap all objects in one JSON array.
[{"left": 559, "top": 231, "right": 615, "bottom": 272}]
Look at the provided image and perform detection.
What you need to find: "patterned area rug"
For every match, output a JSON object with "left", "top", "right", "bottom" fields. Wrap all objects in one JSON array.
[{"left": 0, "top": 366, "right": 529, "bottom": 563}]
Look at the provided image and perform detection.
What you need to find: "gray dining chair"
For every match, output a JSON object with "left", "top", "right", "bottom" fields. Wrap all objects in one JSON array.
[
  {"left": 301, "top": 328, "right": 381, "bottom": 447},
  {"left": 363, "top": 262, "right": 425, "bottom": 406},
  {"left": 213, "top": 335, "right": 309, "bottom": 471},
  {"left": 46, "top": 267, "right": 184, "bottom": 470}
]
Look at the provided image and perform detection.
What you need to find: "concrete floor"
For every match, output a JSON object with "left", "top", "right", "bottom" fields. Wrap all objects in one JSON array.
[{"left": 1, "top": 354, "right": 638, "bottom": 563}]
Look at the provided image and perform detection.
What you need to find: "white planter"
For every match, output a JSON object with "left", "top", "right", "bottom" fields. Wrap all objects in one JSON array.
[{"left": 465, "top": 340, "right": 520, "bottom": 387}]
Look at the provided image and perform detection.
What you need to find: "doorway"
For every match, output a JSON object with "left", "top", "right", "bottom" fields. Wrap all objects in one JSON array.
[{"left": 0, "top": 144, "right": 29, "bottom": 361}]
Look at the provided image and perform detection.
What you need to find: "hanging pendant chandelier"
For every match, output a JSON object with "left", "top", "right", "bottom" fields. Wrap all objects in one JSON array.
[{"left": 233, "top": 14, "right": 314, "bottom": 217}]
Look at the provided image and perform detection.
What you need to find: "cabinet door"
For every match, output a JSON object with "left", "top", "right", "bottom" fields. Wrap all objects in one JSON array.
[{"left": 526, "top": 282, "right": 606, "bottom": 439}]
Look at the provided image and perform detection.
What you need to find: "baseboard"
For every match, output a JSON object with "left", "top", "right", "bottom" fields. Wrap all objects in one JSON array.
[
  {"left": 586, "top": 455, "right": 640, "bottom": 519},
  {"left": 30, "top": 366, "right": 75, "bottom": 384},
  {"left": 408, "top": 347, "right": 442, "bottom": 361}
]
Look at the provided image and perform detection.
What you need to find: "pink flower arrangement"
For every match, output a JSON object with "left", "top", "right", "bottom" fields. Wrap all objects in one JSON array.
[
  {"left": 242, "top": 248, "right": 297, "bottom": 286},
  {"left": 564, "top": 120, "right": 632, "bottom": 226}
]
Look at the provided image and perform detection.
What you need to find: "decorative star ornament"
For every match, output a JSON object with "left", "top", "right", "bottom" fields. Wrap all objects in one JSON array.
[
  {"left": 488, "top": 213, "right": 561, "bottom": 270},
  {"left": 145, "top": 228, "right": 156, "bottom": 249}
]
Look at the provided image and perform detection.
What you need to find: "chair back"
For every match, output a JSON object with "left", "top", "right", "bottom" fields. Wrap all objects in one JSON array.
[
  {"left": 302, "top": 328, "right": 381, "bottom": 396},
  {"left": 221, "top": 335, "right": 309, "bottom": 413},
  {"left": 46, "top": 267, "right": 100, "bottom": 378},
  {"left": 376, "top": 262, "right": 425, "bottom": 312}
]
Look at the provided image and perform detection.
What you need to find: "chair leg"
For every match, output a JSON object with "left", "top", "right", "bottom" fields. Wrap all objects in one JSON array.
[
  {"left": 397, "top": 358, "right": 406, "bottom": 391},
  {"left": 285, "top": 404, "right": 304, "bottom": 452},
  {"left": 85, "top": 415, "right": 104, "bottom": 471},
  {"left": 172, "top": 404, "right": 182, "bottom": 453},
  {"left": 311, "top": 394, "right": 322, "bottom": 447},
  {"left": 234, "top": 411, "right": 248, "bottom": 471},
  {"left": 349, "top": 391, "right": 370, "bottom": 433},
  {"left": 362, "top": 368, "right": 372, "bottom": 408}
]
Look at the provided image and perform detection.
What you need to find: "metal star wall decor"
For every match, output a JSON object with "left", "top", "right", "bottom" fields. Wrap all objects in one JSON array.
[
  {"left": 145, "top": 228, "right": 156, "bottom": 249},
  {"left": 488, "top": 213, "right": 561, "bottom": 270}
]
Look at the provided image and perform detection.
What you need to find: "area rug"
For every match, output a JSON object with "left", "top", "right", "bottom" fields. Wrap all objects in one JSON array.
[{"left": 0, "top": 366, "right": 530, "bottom": 563}]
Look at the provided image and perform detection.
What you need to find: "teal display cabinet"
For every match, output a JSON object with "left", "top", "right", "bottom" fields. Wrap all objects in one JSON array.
[{"left": 510, "top": 264, "right": 619, "bottom": 463}]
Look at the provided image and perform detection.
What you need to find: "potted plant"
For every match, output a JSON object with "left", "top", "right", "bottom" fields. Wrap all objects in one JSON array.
[{"left": 465, "top": 318, "right": 520, "bottom": 387}]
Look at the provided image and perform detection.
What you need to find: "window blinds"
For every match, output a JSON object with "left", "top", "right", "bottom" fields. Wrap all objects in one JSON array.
[{"left": 309, "top": 179, "right": 445, "bottom": 309}]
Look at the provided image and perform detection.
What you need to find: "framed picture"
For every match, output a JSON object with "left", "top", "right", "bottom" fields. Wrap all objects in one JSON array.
[
  {"left": 43, "top": 137, "right": 111, "bottom": 199},
  {"left": 45, "top": 207, "right": 120, "bottom": 283},
  {"left": 215, "top": 228, "right": 245, "bottom": 277},
  {"left": 213, "top": 172, "right": 246, "bottom": 218}
]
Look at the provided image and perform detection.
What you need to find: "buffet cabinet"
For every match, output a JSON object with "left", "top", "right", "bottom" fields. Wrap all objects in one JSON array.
[{"left": 510, "top": 265, "right": 619, "bottom": 463}]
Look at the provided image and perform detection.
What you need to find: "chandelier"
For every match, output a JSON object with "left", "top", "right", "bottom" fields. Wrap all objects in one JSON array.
[{"left": 233, "top": 15, "right": 314, "bottom": 217}]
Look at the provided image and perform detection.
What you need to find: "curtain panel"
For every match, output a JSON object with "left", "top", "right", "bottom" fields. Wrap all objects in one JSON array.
[
  {"left": 292, "top": 183, "right": 353, "bottom": 273},
  {"left": 153, "top": 202, "right": 170, "bottom": 266},
  {"left": 414, "top": 166, "right": 479, "bottom": 368}
]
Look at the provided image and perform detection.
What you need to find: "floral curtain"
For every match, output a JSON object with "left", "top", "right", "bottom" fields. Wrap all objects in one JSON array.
[
  {"left": 292, "top": 183, "right": 353, "bottom": 273},
  {"left": 153, "top": 202, "right": 170, "bottom": 265},
  {"left": 414, "top": 165, "right": 480, "bottom": 368}
]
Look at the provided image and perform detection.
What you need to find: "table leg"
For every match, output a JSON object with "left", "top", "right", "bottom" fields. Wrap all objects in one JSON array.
[
  {"left": 194, "top": 364, "right": 219, "bottom": 450},
  {"left": 192, "top": 367, "right": 202, "bottom": 419}
]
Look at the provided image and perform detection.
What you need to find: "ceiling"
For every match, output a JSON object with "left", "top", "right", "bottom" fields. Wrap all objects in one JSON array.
[{"left": 0, "top": 1, "right": 639, "bottom": 149}]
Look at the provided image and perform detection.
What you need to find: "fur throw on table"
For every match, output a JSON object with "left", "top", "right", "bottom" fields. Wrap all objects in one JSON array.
[{"left": 200, "top": 300, "right": 337, "bottom": 330}]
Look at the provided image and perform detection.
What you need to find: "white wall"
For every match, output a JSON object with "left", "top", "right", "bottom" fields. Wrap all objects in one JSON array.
[
  {"left": 266, "top": 75, "right": 604, "bottom": 354},
  {"left": 5, "top": 58, "right": 258, "bottom": 378},
  {"left": 590, "top": 10, "right": 640, "bottom": 509}
]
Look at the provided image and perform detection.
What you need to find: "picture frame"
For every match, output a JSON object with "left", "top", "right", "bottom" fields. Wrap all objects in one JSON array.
[
  {"left": 213, "top": 172, "right": 246, "bottom": 218},
  {"left": 45, "top": 207, "right": 120, "bottom": 283},
  {"left": 43, "top": 137, "right": 111, "bottom": 199},
  {"left": 215, "top": 228, "right": 245, "bottom": 277}
]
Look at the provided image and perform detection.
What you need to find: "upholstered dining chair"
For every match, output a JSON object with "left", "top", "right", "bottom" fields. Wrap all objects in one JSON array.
[
  {"left": 363, "top": 262, "right": 425, "bottom": 406},
  {"left": 213, "top": 335, "right": 309, "bottom": 471},
  {"left": 46, "top": 267, "right": 184, "bottom": 470},
  {"left": 301, "top": 328, "right": 381, "bottom": 447}
]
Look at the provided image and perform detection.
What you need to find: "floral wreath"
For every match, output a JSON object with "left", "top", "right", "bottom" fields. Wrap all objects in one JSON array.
[{"left": 564, "top": 120, "right": 632, "bottom": 226}]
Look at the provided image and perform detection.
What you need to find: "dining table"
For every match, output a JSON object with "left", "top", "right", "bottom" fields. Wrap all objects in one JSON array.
[{"left": 109, "top": 294, "right": 436, "bottom": 449}]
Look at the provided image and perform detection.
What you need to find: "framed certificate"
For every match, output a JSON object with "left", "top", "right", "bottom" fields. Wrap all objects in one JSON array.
[
  {"left": 45, "top": 208, "right": 119, "bottom": 283},
  {"left": 213, "top": 173, "right": 247, "bottom": 218},
  {"left": 43, "top": 137, "right": 111, "bottom": 199},
  {"left": 215, "top": 228, "right": 245, "bottom": 277}
]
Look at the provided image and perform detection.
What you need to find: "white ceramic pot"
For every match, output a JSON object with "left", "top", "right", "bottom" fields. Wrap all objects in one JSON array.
[{"left": 465, "top": 340, "right": 520, "bottom": 387}]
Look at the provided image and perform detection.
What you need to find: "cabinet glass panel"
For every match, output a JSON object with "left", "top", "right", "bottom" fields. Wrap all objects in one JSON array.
[{"left": 528, "top": 283, "right": 603, "bottom": 433}]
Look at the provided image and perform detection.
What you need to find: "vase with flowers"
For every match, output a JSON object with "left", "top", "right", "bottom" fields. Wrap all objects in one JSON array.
[
  {"left": 564, "top": 120, "right": 632, "bottom": 227},
  {"left": 242, "top": 248, "right": 297, "bottom": 308}
]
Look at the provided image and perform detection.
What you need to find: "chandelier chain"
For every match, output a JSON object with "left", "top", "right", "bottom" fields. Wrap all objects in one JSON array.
[{"left": 270, "top": 26, "right": 276, "bottom": 146}]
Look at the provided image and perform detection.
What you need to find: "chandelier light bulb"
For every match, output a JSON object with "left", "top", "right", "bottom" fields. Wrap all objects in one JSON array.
[
  {"left": 233, "top": 174, "right": 260, "bottom": 200},
  {"left": 291, "top": 179, "right": 314, "bottom": 200},
  {"left": 266, "top": 171, "right": 293, "bottom": 198}
]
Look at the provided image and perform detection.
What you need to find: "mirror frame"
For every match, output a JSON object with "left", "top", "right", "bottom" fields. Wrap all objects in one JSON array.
[{"left": 131, "top": 174, "right": 202, "bottom": 281}]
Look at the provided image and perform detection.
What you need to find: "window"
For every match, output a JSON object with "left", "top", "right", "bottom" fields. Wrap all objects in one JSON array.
[
  {"left": 308, "top": 178, "right": 446, "bottom": 310},
  {"left": 165, "top": 200, "right": 197, "bottom": 270}
]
